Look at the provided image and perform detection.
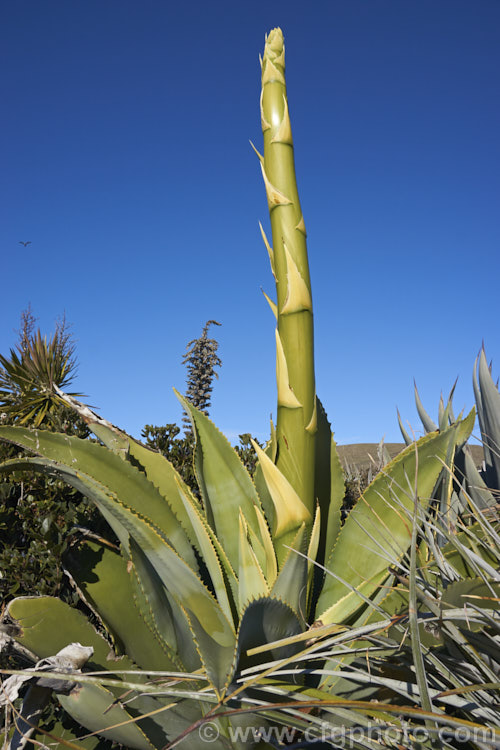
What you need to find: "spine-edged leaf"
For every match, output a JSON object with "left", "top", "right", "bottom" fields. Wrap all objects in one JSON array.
[
  {"left": 184, "top": 606, "right": 237, "bottom": 696},
  {"left": 252, "top": 504, "right": 278, "bottom": 585},
  {"left": 323, "top": 435, "right": 345, "bottom": 563},
  {"left": 128, "top": 438, "right": 204, "bottom": 544},
  {"left": 238, "top": 512, "right": 269, "bottom": 613},
  {"left": 0, "top": 426, "right": 196, "bottom": 568},
  {"left": 65, "top": 541, "right": 181, "bottom": 672},
  {"left": 86, "top": 480, "right": 236, "bottom": 645},
  {"left": 234, "top": 597, "right": 303, "bottom": 677},
  {"left": 129, "top": 540, "right": 201, "bottom": 672},
  {"left": 307, "top": 505, "right": 321, "bottom": 593},
  {"left": 270, "top": 524, "right": 308, "bottom": 624},
  {"left": 251, "top": 439, "right": 311, "bottom": 547},
  {"left": 4, "top": 595, "right": 124, "bottom": 668},
  {"left": 176, "top": 476, "right": 235, "bottom": 625},
  {"left": 316, "top": 419, "right": 474, "bottom": 625},
  {"left": 175, "top": 391, "right": 264, "bottom": 571},
  {"left": 58, "top": 682, "right": 155, "bottom": 750},
  {"left": 2, "top": 453, "right": 237, "bottom": 655}
]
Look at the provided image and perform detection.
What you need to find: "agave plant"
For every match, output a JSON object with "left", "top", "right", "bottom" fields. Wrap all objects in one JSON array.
[
  {"left": 0, "top": 28, "right": 483, "bottom": 750},
  {"left": 398, "top": 349, "right": 500, "bottom": 535}
]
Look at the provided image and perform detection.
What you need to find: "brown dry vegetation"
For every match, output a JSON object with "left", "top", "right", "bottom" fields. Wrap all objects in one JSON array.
[{"left": 337, "top": 442, "right": 484, "bottom": 472}]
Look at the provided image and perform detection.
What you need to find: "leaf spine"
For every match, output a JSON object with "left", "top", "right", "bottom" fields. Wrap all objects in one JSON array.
[
  {"left": 295, "top": 215, "right": 307, "bottom": 235},
  {"left": 260, "top": 89, "right": 271, "bottom": 132},
  {"left": 280, "top": 243, "right": 313, "bottom": 315},
  {"left": 260, "top": 163, "right": 292, "bottom": 208},
  {"left": 275, "top": 329, "right": 302, "bottom": 408},
  {"left": 262, "top": 289, "right": 277, "bottom": 319},
  {"left": 305, "top": 398, "right": 317, "bottom": 434},
  {"left": 259, "top": 221, "right": 275, "bottom": 276},
  {"left": 270, "top": 95, "right": 293, "bottom": 145},
  {"left": 249, "top": 139, "right": 264, "bottom": 163},
  {"left": 262, "top": 57, "right": 285, "bottom": 86}
]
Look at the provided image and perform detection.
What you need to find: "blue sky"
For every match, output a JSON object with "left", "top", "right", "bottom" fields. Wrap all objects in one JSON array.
[{"left": 1, "top": 0, "right": 499, "bottom": 446}]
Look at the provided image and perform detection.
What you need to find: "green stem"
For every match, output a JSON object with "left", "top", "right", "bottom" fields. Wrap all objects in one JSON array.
[{"left": 260, "top": 28, "right": 316, "bottom": 514}]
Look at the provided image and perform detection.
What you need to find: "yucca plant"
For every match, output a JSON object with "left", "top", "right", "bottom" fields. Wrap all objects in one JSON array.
[
  {"left": 0, "top": 28, "right": 490, "bottom": 750},
  {"left": 0, "top": 320, "right": 84, "bottom": 431}
]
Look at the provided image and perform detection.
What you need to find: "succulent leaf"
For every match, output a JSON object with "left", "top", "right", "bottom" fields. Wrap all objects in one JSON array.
[
  {"left": 92, "top": 496, "right": 236, "bottom": 647},
  {"left": 175, "top": 392, "right": 264, "bottom": 571},
  {"left": 251, "top": 440, "right": 311, "bottom": 547},
  {"left": 414, "top": 382, "right": 438, "bottom": 433},
  {"left": 313, "top": 400, "right": 345, "bottom": 571},
  {"left": 58, "top": 683, "right": 156, "bottom": 750},
  {"left": 235, "top": 598, "right": 303, "bottom": 674},
  {"left": 253, "top": 505, "right": 278, "bottom": 585},
  {"left": 65, "top": 541, "right": 180, "bottom": 671},
  {"left": 307, "top": 505, "right": 321, "bottom": 592},
  {"left": 463, "top": 449, "right": 496, "bottom": 508},
  {"left": 238, "top": 512, "right": 269, "bottom": 612},
  {"left": 4, "top": 452, "right": 236, "bottom": 658},
  {"left": 0, "top": 426, "right": 196, "bottom": 567},
  {"left": 184, "top": 610, "right": 237, "bottom": 696},
  {"left": 176, "top": 477, "right": 235, "bottom": 625},
  {"left": 316, "top": 420, "right": 474, "bottom": 625},
  {"left": 270, "top": 523, "right": 308, "bottom": 623},
  {"left": 397, "top": 407, "right": 413, "bottom": 446},
  {"left": 4, "top": 596, "right": 118, "bottom": 666},
  {"left": 128, "top": 438, "right": 204, "bottom": 544},
  {"left": 129, "top": 540, "right": 200, "bottom": 671},
  {"left": 476, "top": 349, "right": 500, "bottom": 487}
]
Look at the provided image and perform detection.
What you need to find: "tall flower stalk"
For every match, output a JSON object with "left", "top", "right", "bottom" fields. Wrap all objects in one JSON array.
[{"left": 259, "top": 28, "right": 316, "bottom": 513}]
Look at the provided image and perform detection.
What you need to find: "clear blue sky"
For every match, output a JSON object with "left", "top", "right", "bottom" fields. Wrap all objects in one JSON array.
[{"left": 1, "top": 1, "right": 499, "bottom": 446}]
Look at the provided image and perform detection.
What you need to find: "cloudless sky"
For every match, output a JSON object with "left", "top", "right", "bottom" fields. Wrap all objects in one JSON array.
[{"left": 1, "top": 0, "right": 499, "bottom": 445}]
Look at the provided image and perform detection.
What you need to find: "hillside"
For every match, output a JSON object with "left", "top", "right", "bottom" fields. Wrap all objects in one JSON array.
[{"left": 337, "top": 442, "right": 484, "bottom": 472}]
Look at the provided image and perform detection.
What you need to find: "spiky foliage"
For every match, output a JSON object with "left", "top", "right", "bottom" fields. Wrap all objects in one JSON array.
[
  {"left": 0, "top": 312, "right": 99, "bottom": 605},
  {"left": 0, "top": 313, "right": 84, "bottom": 429},
  {"left": 399, "top": 348, "right": 499, "bottom": 536},
  {"left": 0, "top": 28, "right": 497, "bottom": 750}
]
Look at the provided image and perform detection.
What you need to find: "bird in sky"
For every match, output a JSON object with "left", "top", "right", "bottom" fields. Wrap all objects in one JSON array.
[{"left": 18, "top": 241, "right": 31, "bottom": 247}]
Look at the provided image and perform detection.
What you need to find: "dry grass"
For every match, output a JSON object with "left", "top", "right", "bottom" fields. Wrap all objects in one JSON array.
[{"left": 337, "top": 442, "right": 484, "bottom": 472}]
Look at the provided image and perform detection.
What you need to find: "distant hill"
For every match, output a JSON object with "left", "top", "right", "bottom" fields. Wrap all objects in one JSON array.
[{"left": 337, "top": 443, "right": 484, "bottom": 472}]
